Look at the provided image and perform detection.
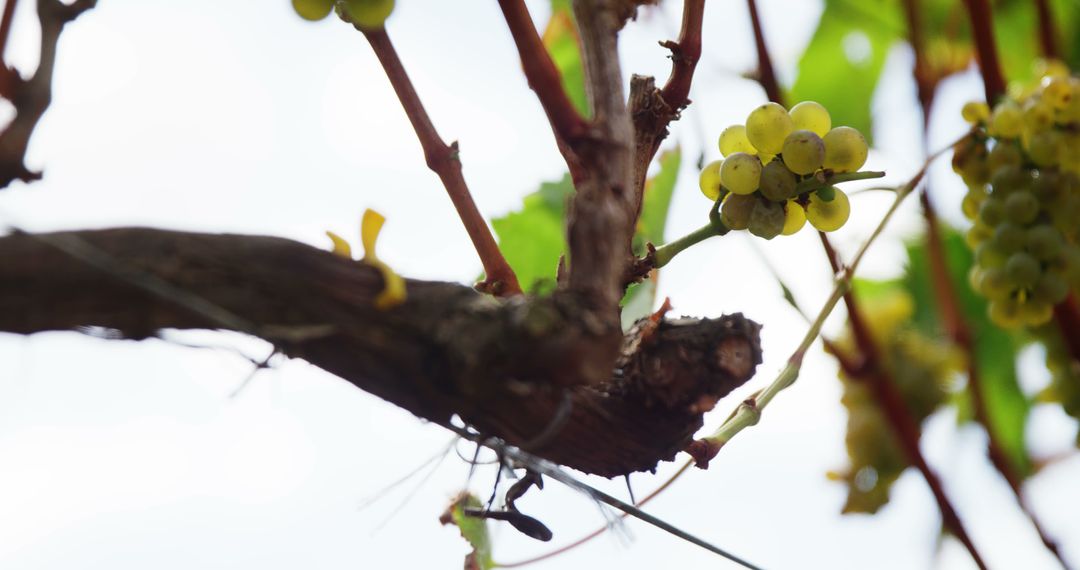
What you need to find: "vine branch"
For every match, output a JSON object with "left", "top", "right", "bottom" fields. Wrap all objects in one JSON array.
[
  {"left": 961, "top": 0, "right": 1006, "bottom": 103},
  {"left": 745, "top": 0, "right": 782, "bottom": 104},
  {"left": 359, "top": 27, "right": 521, "bottom": 296}
]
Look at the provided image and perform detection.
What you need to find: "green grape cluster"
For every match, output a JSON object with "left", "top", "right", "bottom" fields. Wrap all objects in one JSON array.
[
  {"left": 953, "top": 61, "right": 1080, "bottom": 328},
  {"left": 699, "top": 101, "right": 870, "bottom": 239},
  {"left": 291, "top": 0, "right": 395, "bottom": 28}
]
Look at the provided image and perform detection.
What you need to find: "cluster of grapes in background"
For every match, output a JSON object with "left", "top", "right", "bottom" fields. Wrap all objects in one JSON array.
[
  {"left": 953, "top": 61, "right": 1080, "bottom": 328},
  {"left": 292, "top": 0, "right": 394, "bottom": 27},
  {"left": 699, "top": 101, "right": 869, "bottom": 239}
]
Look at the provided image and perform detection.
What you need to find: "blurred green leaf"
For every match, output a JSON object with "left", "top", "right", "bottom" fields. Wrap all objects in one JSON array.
[
  {"left": 491, "top": 175, "right": 573, "bottom": 292},
  {"left": 442, "top": 494, "right": 494, "bottom": 570},
  {"left": 543, "top": 1, "right": 590, "bottom": 117},
  {"left": 903, "top": 227, "right": 1031, "bottom": 476},
  {"left": 790, "top": 0, "right": 901, "bottom": 142}
]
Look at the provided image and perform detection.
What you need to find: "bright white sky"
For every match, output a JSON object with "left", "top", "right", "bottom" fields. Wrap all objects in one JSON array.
[{"left": 0, "top": 1, "right": 1077, "bottom": 569}]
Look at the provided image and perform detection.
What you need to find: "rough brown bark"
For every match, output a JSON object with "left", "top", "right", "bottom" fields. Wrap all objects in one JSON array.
[{"left": 0, "top": 228, "right": 762, "bottom": 478}]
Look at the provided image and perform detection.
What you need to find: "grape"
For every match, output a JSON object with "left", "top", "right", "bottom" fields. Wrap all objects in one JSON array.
[
  {"left": 341, "top": 0, "right": 395, "bottom": 28},
  {"left": 1031, "top": 171, "right": 1063, "bottom": 202},
  {"left": 975, "top": 242, "right": 1007, "bottom": 269},
  {"left": 781, "top": 130, "right": 826, "bottom": 175},
  {"left": 961, "top": 101, "right": 991, "bottom": 124},
  {"left": 806, "top": 187, "right": 850, "bottom": 231},
  {"left": 978, "top": 267, "right": 1013, "bottom": 300},
  {"left": 976, "top": 197, "right": 1005, "bottom": 226},
  {"left": 989, "top": 165, "right": 1033, "bottom": 194},
  {"left": 1034, "top": 271, "right": 1069, "bottom": 304},
  {"left": 1003, "top": 191, "right": 1039, "bottom": 224},
  {"left": 293, "top": 0, "right": 334, "bottom": 20},
  {"left": 953, "top": 137, "right": 991, "bottom": 185},
  {"left": 990, "top": 100, "right": 1023, "bottom": 138},
  {"left": 966, "top": 223, "right": 992, "bottom": 248},
  {"left": 789, "top": 101, "right": 831, "bottom": 136},
  {"left": 720, "top": 152, "right": 762, "bottom": 195},
  {"left": 748, "top": 199, "right": 785, "bottom": 239},
  {"left": 991, "top": 223, "right": 1025, "bottom": 253},
  {"left": 986, "top": 142, "right": 1021, "bottom": 174},
  {"left": 1020, "top": 300, "right": 1054, "bottom": 326},
  {"left": 699, "top": 160, "right": 723, "bottom": 201},
  {"left": 1025, "top": 224, "right": 1063, "bottom": 260},
  {"left": 1021, "top": 98, "right": 1054, "bottom": 133},
  {"left": 1005, "top": 252, "right": 1041, "bottom": 288},
  {"left": 1026, "top": 131, "right": 1062, "bottom": 167},
  {"left": 746, "top": 102, "right": 794, "bottom": 154},
  {"left": 822, "top": 127, "right": 868, "bottom": 172},
  {"left": 782, "top": 201, "right": 806, "bottom": 235},
  {"left": 719, "top": 125, "right": 757, "bottom": 156},
  {"left": 759, "top": 160, "right": 797, "bottom": 201},
  {"left": 1043, "top": 76, "right": 1073, "bottom": 110},
  {"left": 988, "top": 299, "right": 1023, "bottom": 328},
  {"left": 961, "top": 191, "right": 982, "bottom": 219},
  {"left": 720, "top": 193, "right": 756, "bottom": 230}
]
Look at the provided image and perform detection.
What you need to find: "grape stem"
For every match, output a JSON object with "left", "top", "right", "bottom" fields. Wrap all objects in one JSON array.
[
  {"left": 795, "top": 170, "right": 885, "bottom": 194},
  {"left": 653, "top": 221, "right": 728, "bottom": 268}
]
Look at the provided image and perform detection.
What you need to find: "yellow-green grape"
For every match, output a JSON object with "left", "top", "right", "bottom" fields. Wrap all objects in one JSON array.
[
  {"left": 745, "top": 102, "right": 794, "bottom": 154},
  {"left": 961, "top": 190, "right": 982, "bottom": 219},
  {"left": 293, "top": 0, "right": 334, "bottom": 20},
  {"left": 989, "top": 100, "right": 1023, "bottom": 138},
  {"left": 961, "top": 101, "right": 991, "bottom": 124},
  {"left": 977, "top": 196, "right": 1005, "bottom": 226},
  {"left": 721, "top": 193, "right": 756, "bottom": 230},
  {"left": 748, "top": 198, "right": 785, "bottom": 239},
  {"left": 806, "top": 187, "right": 850, "bottom": 231},
  {"left": 976, "top": 241, "right": 1007, "bottom": 268},
  {"left": 1035, "top": 59, "right": 1070, "bottom": 80},
  {"left": 781, "top": 130, "right": 826, "bottom": 175},
  {"left": 1022, "top": 98, "right": 1055, "bottom": 134},
  {"left": 1020, "top": 300, "right": 1054, "bottom": 326},
  {"left": 699, "top": 159, "right": 723, "bottom": 201},
  {"left": 759, "top": 160, "right": 797, "bottom": 201},
  {"left": 718, "top": 125, "right": 757, "bottom": 156},
  {"left": 992, "top": 222, "right": 1025, "bottom": 254},
  {"left": 987, "top": 142, "right": 1021, "bottom": 174},
  {"left": 341, "top": 0, "right": 395, "bottom": 28},
  {"left": 1003, "top": 191, "right": 1039, "bottom": 225},
  {"left": 1005, "top": 251, "right": 1041, "bottom": 288},
  {"left": 789, "top": 101, "right": 831, "bottom": 137},
  {"left": 1042, "top": 76, "right": 1073, "bottom": 110},
  {"left": 1026, "top": 131, "right": 1062, "bottom": 167},
  {"left": 720, "top": 152, "right": 762, "bottom": 195},
  {"left": 782, "top": 201, "right": 806, "bottom": 235},
  {"left": 989, "top": 298, "right": 1023, "bottom": 328},
  {"left": 1026, "top": 224, "right": 1064, "bottom": 260},
  {"left": 978, "top": 267, "right": 1013, "bottom": 300},
  {"left": 1056, "top": 80, "right": 1080, "bottom": 124},
  {"left": 822, "top": 127, "right": 868, "bottom": 173},
  {"left": 966, "top": 222, "right": 992, "bottom": 248},
  {"left": 1034, "top": 271, "right": 1069, "bottom": 304}
]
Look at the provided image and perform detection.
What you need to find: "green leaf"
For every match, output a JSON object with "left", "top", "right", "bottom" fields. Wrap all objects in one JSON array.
[
  {"left": 442, "top": 494, "right": 495, "bottom": 570},
  {"left": 491, "top": 175, "right": 573, "bottom": 292},
  {"left": 903, "top": 228, "right": 1031, "bottom": 476},
  {"left": 543, "top": 1, "right": 590, "bottom": 117},
  {"left": 790, "top": 0, "right": 901, "bottom": 142}
]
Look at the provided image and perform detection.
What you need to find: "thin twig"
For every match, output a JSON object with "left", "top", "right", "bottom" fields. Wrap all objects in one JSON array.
[
  {"left": 961, "top": 0, "right": 1006, "bottom": 103},
  {"left": 358, "top": 27, "right": 521, "bottom": 296},
  {"left": 0, "top": 0, "right": 18, "bottom": 97},
  {"left": 445, "top": 425, "right": 761, "bottom": 570},
  {"left": 658, "top": 0, "right": 704, "bottom": 113},
  {"left": 1033, "top": 0, "right": 1059, "bottom": 60},
  {"left": 745, "top": 0, "right": 782, "bottom": 104}
]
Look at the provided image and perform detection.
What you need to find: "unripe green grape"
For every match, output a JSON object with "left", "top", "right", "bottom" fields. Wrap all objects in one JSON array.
[
  {"left": 759, "top": 160, "right": 797, "bottom": 201},
  {"left": 975, "top": 242, "right": 1008, "bottom": 269},
  {"left": 781, "top": 130, "right": 826, "bottom": 175},
  {"left": 961, "top": 191, "right": 982, "bottom": 220},
  {"left": 822, "top": 127, "right": 868, "bottom": 172},
  {"left": 718, "top": 125, "right": 757, "bottom": 156},
  {"left": 1034, "top": 271, "right": 1069, "bottom": 304},
  {"left": 1020, "top": 300, "right": 1054, "bottom": 326},
  {"left": 990, "top": 100, "right": 1024, "bottom": 138},
  {"left": 988, "top": 298, "right": 1024, "bottom": 328},
  {"left": 987, "top": 142, "right": 1021, "bottom": 174},
  {"left": 1025, "top": 224, "right": 1063, "bottom": 260},
  {"left": 992, "top": 222, "right": 1025, "bottom": 253},
  {"left": 1035, "top": 59, "right": 1070, "bottom": 80},
  {"left": 978, "top": 267, "right": 1014, "bottom": 300},
  {"left": 781, "top": 201, "right": 806, "bottom": 235},
  {"left": 1026, "top": 130, "right": 1062, "bottom": 167},
  {"left": 341, "top": 0, "right": 395, "bottom": 29},
  {"left": 748, "top": 198, "right": 785, "bottom": 239},
  {"left": 720, "top": 193, "right": 756, "bottom": 230},
  {"left": 789, "top": 101, "right": 831, "bottom": 137},
  {"left": 1021, "top": 98, "right": 1055, "bottom": 133},
  {"left": 806, "top": 187, "right": 850, "bottom": 232},
  {"left": 989, "top": 164, "right": 1033, "bottom": 195},
  {"left": 720, "top": 152, "right": 762, "bottom": 195},
  {"left": 977, "top": 197, "right": 1005, "bottom": 226},
  {"left": 745, "top": 102, "right": 794, "bottom": 154},
  {"left": 1042, "top": 76, "right": 1073, "bottom": 110},
  {"left": 699, "top": 160, "right": 723, "bottom": 201},
  {"left": 961, "top": 101, "right": 991, "bottom": 124},
  {"left": 1005, "top": 251, "right": 1041, "bottom": 288},
  {"left": 966, "top": 223, "right": 993, "bottom": 248},
  {"left": 293, "top": 0, "right": 335, "bottom": 20},
  {"left": 1056, "top": 80, "right": 1080, "bottom": 124},
  {"left": 1031, "top": 171, "right": 1063, "bottom": 202},
  {"left": 1003, "top": 191, "right": 1039, "bottom": 224}
]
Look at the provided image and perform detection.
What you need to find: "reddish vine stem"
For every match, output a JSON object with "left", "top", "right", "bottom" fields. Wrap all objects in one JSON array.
[
  {"left": 361, "top": 28, "right": 521, "bottom": 296},
  {"left": 0, "top": 0, "right": 17, "bottom": 98},
  {"left": 1033, "top": 0, "right": 1059, "bottom": 60},
  {"left": 961, "top": 0, "right": 1006, "bottom": 103},
  {"left": 819, "top": 233, "right": 988, "bottom": 570},
  {"left": 658, "top": 0, "right": 703, "bottom": 111},
  {"left": 745, "top": 0, "right": 782, "bottom": 104}
]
